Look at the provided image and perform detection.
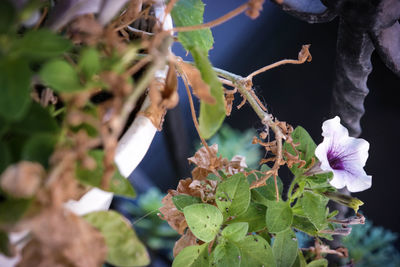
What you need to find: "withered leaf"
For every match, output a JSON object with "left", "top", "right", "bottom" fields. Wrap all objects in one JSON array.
[
  {"left": 173, "top": 229, "right": 197, "bottom": 257},
  {"left": 177, "top": 61, "right": 215, "bottom": 104},
  {"left": 159, "top": 193, "right": 187, "bottom": 235}
]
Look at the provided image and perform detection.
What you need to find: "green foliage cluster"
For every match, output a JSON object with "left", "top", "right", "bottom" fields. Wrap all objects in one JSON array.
[{"left": 171, "top": 126, "right": 362, "bottom": 266}]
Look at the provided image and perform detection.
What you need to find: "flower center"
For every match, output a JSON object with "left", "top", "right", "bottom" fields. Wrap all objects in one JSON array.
[{"left": 327, "top": 150, "right": 345, "bottom": 170}]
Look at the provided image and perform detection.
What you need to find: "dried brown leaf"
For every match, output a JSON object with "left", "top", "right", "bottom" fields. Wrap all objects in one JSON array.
[
  {"left": 246, "top": 0, "right": 264, "bottom": 19},
  {"left": 18, "top": 209, "right": 106, "bottom": 267},
  {"left": 0, "top": 162, "right": 44, "bottom": 198},
  {"left": 159, "top": 193, "right": 187, "bottom": 235},
  {"left": 177, "top": 61, "right": 215, "bottom": 104},
  {"left": 173, "top": 230, "right": 197, "bottom": 257},
  {"left": 298, "top": 44, "right": 312, "bottom": 63}
]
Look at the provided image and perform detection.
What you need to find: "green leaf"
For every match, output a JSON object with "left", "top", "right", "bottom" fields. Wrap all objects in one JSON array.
[
  {"left": 292, "top": 215, "right": 318, "bottom": 236},
  {"left": 83, "top": 210, "right": 149, "bottom": 267},
  {"left": 22, "top": 133, "right": 57, "bottom": 168},
  {"left": 272, "top": 229, "right": 298, "bottom": 267},
  {"left": 249, "top": 168, "right": 283, "bottom": 205},
  {"left": 192, "top": 48, "right": 226, "bottom": 139},
  {"left": 0, "top": 197, "right": 32, "bottom": 224},
  {"left": 172, "top": 195, "right": 201, "bottom": 212},
  {"left": 183, "top": 203, "right": 223, "bottom": 243},
  {"left": 234, "top": 235, "right": 276, "bottom": 267},
  {"left": 302, "top": 191, "right": 329, "bottom": 231},
  {"left": 40, "top": 59, "right": 83, "bottom": 92},
  {"left": 307, "top": 259, "right": 328, "bottom": 267},
  {"left": 292, "top": 250, "right": 307, "bottom": 267},
  {"left": 79, "top": 48, "right": 101, "bottom": 79},
  {"left": 76, "top": 150, "right": 136, "bottom": 198},
  {"left": 0, "top": 57, "right": 32, "bottom": 120},
  {"left": 0, "top": 141, "right": 11, "bottom": 174},
  {"left": 266, "top": 200, "right": 293, "bottom": 233},
  {"left": 227, "top": 203, "right": 267, "bottom": 232},
  {"left": 221, "top": 222, "right": 248, "bottom": 242},
  {"left": 0, "top": 231, "right": 13, "bottom": 257},
  {"left": 172, "top": 243, "right": 209, "bottom": 267},
  {"left": 171, "top": 0, "right": 214, "bottom": 51},
  {"left": 210, "top": 242, "right": 241, "bottom": 267},
  {"left": 215, "top": 173, "right": 250, "bottom": 218},
  {"left": 10, "top": 102, "right": 59, "bottom": 135},
  {"left": 15, "top": 29, "right": 72, "bottom": 60},
  {"left": 283, "top": 126, "right": 317, "bottom": 176},
  {"left": 0, "top": 1, "right": 16, "bottom": 34}
]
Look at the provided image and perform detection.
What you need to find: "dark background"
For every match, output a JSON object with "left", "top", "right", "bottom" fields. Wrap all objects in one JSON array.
[{"left": 129, "top": 0, "right": 400, "bottom": 236}]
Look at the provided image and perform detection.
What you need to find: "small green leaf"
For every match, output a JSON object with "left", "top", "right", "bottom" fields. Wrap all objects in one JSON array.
[
  {"left": 0, "top": 57, "right": 32, "bottom": 120},
  {"left": 292, "top": 215, "right": 318, "bottom": 236},
  {"left": 184, "top": 203, "right": 223, "bottom": 242},
  {"left": 40, "top": 59, "right": 83, "bottom": 92},
  {"left": 227, "top": 203, "right": 267, "bottom": 232},
  {"left": 292, "top": 250, "right": 307, "bottom": 267},
  {"left": 210, "top": 242, "right": 241, "bottom": 267},
  {"left": 79, "top": 48, "right": 101, "bottom": 79},
  {"left": 193, "top": 48, "right": 226, "bottom": 139},
  {"left": 266, "top": 200, "right": 293, "bottom": 233},
  {"left": 0, "top": 141, "right": 11, "bottom": 174},
  {"left": 323, "top": 191, "right": 364, "bottom": 213},
  {"left": 234, "top": 235, "right": 276, "bottom": 267},
  {"left": 0, "top": 1, "right": 16, "bottom": 34},
  {"left": 283, "top": 126, "right": 317, "bottom": 176},
  {"left": 302, "top": 191, "right": 329, "bottom": 231},
  {"left": 15, "top": 29, "right": 72, "bottom": 60},
  {"left": 83, "top": 210, "right": 149, "bottom": 267},
  {"left": 215, "top": 173, "right": 250, "bottom": 218},
  {"left": 0, "top": 197, "right": 32, "bottom": 224},
  {"left": 171, "top": 0, "right": 214, "bottom": 51},
  {"left": 307, "top": 259, "right": 328, "bottom": 267},
  {"left": 272, "top": 229, "right": 298, "bottom": 267},
  {"left": 10, "top": 102, "right": 59, "bottom": 135},
  {"left": 76, "top": 150, "right": 136, "bottom": 198},
  {"left": 172, "top": 243, "right": 209, "bottom": 267},
  {"left": 22, "top": 133, "right": 57, "bottom": 168},
  {"left": 172, "top": 195, "right": 202, "bottom": 212},
  {"left": 0, "top": 231, "right": 13, "bottom": 257},
  {"left": 221, "top": 222, "right": 248, "bottom": 242}
]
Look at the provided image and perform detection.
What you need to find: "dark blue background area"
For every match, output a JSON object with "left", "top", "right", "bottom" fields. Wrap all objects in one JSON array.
[{"left": 127, "top": 0, "right": 400, "bottom": 238}]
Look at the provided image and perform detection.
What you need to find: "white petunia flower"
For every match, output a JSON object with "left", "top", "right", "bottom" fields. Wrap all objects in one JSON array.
[{"left": 314, "top": 116, "right": 372, "bottom": 192}]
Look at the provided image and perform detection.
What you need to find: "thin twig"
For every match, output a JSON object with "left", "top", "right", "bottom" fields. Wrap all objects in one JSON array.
[
  {"left": 182, "top": 71, "right": 212, "bottom": 155},
  {"left": 172, "top": 3, "right": 248, "bottom": 33},
  {"left": 34, "top": 7, "right": 48, "bottom": 30},
  {"left": 124, "top": 54, "right": 153, "bottom": 77}
]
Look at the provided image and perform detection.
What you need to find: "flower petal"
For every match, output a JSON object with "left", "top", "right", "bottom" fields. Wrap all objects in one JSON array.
[
  {"left": 321, "top": 116, "right": 349, "bottom": 141},
  {"left": 342, "top": 136, "right": 370, "bottom": 167},
  {"left": 315, "top": 137, "right": 333, "bottom": 172},
  {"left": 329, "top": 169, "right": 347, "bottom": 189}
]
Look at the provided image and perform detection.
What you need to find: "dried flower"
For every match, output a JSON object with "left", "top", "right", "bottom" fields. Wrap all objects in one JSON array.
[{"left": 314, "top": 116, "right": 372, "bottom": 192}]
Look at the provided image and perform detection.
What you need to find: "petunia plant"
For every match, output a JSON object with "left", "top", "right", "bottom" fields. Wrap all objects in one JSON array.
[{"left": 0, "top": 0, "right": 374, "bottom": 266}]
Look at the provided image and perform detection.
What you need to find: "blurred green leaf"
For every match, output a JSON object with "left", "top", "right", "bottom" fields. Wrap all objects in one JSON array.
[
  {"left": 40, "top": 59, "right": 83, "bottom": 92},
  {"left": 292, "top": 215, "right": 318, "bottom": 236},
  {"left": 210, "top": 242, "right": 241, "bottom": 267},
  {"left": 227, "top": 203, "right": 266, "bottom": 232},
  {"left": 292, "top": 250, "right": 307, "bottom": 267},
  {"left": 0, "top": 1, "right": 16, "bottom": 34},
  {"left": 22, "top": 133, "right": 57, "bottom": 168},
  {"left": 14, "top": 29, "right": 72, "bottom": 60},
  {"left": 184, "top": 203, "right": 223, "bottom": 243},
  {"left": 307, "top": 259, "right": 328, "bottom": 267},
  {"left": 172, "top": 243, "right": 209, "bottom": 267},
  {"left": 302, "top": 191, "right": 329, "bottom": 231},
  {"left": 172, "top": 195, "right": 201, "bottom": 212},
  {"left": 76, "top": 150, "right": 136, "bottom": 198},
  {"left": 215, "top": 173, "right": 250, "bottom": 218},
  {"left": 0, "top": 197, "right": 32, "bottom": 224},
  {"left": 0, "top": 57, "right": 32, "bottom": 120},
  {"left": 10, "top": 102, "right": 59, "bottom": 135},
  {"left": 79, "top": 48, "right": 101, "bottom": 79},
  {"left": 84, "top": 210, "right": 149, "bottom": 267},
  {"left": 0, "top": 231, "right": 13, "bottom": 257},
  {"left": 0, "top": 141, "right": 11, "bottom": 174}
]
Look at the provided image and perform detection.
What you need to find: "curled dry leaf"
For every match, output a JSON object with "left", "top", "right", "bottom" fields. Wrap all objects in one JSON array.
[
  {"left": 173, "top": 229, "right": 197, "bottom": 257},
  {"left": 18, "top": 209, "right": 107, "bottom": 267},
  {"left": 246, "top": 0, "right": 265, "bottom": 19},
  {"left": 298, "top": 44, "right": 312, "bottom": 63},
  {"left": 227, "top": 155, "right": 247, "bottom": 175},
  {"left": 159, "top": 193, "right": 187, "bottom": 235},
  {"left": 188, "top": 144, "right": 227, "bottom": 180},
  {"left": 0, "top": 162, "right": 44, "bottom": 198},
  {"left": 176, "top": 61, "right": 215, "bottom": 104}
]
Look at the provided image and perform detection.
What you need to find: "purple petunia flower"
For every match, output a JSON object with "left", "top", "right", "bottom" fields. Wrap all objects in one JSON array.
[{"left": 314, "top": 116, "right": 372, "bottom": 192}]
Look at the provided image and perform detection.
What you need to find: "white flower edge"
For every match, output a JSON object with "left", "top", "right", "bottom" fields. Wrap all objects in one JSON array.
[{"left": 315, "top": 116, "right": 372, "bottom": 192}]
